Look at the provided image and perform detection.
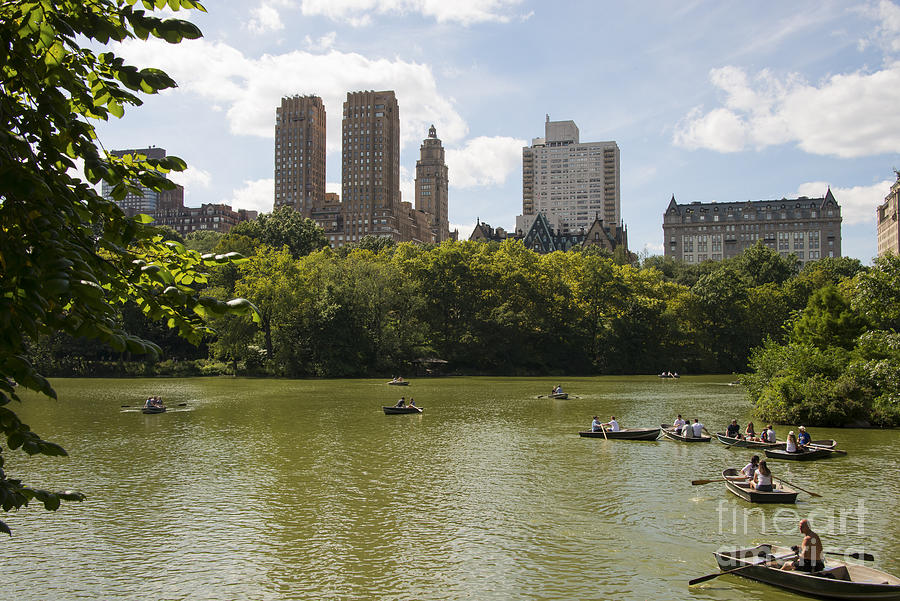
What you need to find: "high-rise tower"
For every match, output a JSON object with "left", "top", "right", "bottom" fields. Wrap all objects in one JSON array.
[
  {"left": 100, "top": 147, "right": 182, "bottom": 218},
  {"left": 341, "top": 90, "right": 401, "bottom": 241},
  {"left": 518, "top": 116, "right": 620, "bottom": 234},
  {"left": 414, "top": 125, "right": 449, "bottom": 242},
  {"left": 274, "top": 95, "right": 326, "bottom": 216}
]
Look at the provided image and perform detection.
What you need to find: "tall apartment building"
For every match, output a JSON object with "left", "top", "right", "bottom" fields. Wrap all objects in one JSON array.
[
  {"left": 414, "top": 125, "right": 450, "bottom": 242},
  {"left": 517, "top": 116, "right": 620, "bottom": 235},
  {"left": 101, "top": 147, "right": 181, "bottom": 217},
  {"left": 273, "top": 95, "right": 326, "bottom": 215},
  {"left": 662, "top": 190, "right": 842, "bottom": 265},
  {"left": 876, "top": 172, "right": 900, "bottom": 257},
  {"left": 341, "top": 90, "right": 402, "bottom": 243}
]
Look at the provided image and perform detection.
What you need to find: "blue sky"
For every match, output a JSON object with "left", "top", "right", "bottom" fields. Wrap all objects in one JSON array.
[{"left": 98, "top": 0, "right": 900, "bottom": 262}]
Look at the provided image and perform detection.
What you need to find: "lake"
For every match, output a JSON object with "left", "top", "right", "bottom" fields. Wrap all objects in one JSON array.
[{"left": 3, "top": 376, "right": 898, "bottom": 600}]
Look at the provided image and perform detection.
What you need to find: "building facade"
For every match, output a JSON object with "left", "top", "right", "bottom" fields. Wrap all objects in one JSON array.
[
  {"left": 154, "top": 201, "right": 258, "bottom": 236},
  {"left": 415, "top": 125, "right": 450, "bottom": 242},
  {"left": 101, "top": 147, "right": 173, "bottom": 217},
  {"left": 876, "top": 172, "right": 900, "bottom": 257},
  {"left": 518, "top": 116, "right": 620, "bottom": 235},
  {"left": 274, "top": 95, "right": 326, "bottom": 216},
  {"left": 471, "top": 213, "right": 627, "bottom": 255},
  {"left": 662, "top": 191, "right": 842, "bottom": 264}
]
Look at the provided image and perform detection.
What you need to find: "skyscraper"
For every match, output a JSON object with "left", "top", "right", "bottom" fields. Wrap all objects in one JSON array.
[
  {"left": 414, "top": 125, "right": 450, "bottom": 242},
  {"left": 101, "top": 147, "right": 180, "bottom": 217},
  {"left": 274, "top": 95, "right": 326, "bottom": 216},
  {"left": 517, "top": 117, "right": 620, "bottom": 235},
  {"left": 341, "top": 90, "right": 401, "bottom": 242}
]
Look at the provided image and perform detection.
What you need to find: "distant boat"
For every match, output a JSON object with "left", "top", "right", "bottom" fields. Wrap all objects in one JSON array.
[
  {"left": 661, "top": 424, "right": 711, "bottom": 443},
  {"left": 383, "top": 406, "right": 422, "bottom": 414},
  {"left": 549, "top": 392, "right": 568, "bottom": 399},
  {"left": 141, "top": 406, "right": 166, "bottom": 414},
  {"left": 764, "top": 447, "right": 842, "bottom": 461},
  {"left": 387, "top": 380, "right": 409, "bottom": 386}
]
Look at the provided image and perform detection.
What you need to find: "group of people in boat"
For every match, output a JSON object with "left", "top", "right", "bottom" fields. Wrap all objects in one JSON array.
[
  {"left": 659, "top": 371, "right": 679, "bottom": 378},
  {"left": 729, "top": 454, "right": 777, "bottom": 491},
  {"left": 724, "top": 420, "right": 813, "bottom": 449},
  {"left": 672, "top": 415, "right": 708, "bottom": 438},
  {"left": 394, "top": 397, "right": 417, "bottom": 408},
  {"left": 389, "top": 376, "right": 406, "bottom": 383},
  {"left": 590, "top": 415, "right": 620, "bottom": 432},
  {"left": 551, "top": 385, "right": 564, "bottom": 394},
  {"left": 143, "top": 396, "right": 164, "bottom": 409}
]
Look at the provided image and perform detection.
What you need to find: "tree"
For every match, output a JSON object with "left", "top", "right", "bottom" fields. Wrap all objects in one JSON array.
[
  {"left": 230, "top": 206, "right": 328, "bottom": 259},
  {"left": 0, "top": 0, "right": 256, "bottom": 535},
  {"left": 792, "top": 285, "right": 865, "bottom": 350}
]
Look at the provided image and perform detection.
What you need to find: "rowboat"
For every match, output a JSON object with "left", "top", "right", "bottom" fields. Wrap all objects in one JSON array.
[
  {"left": 578, "top": 427, "right": 660, "bottom": 440},
  {"left": 382, "top": 406, "right": 422, "bottom": 414},
  {"left": 713, "top": 544, "right": 900, "bottom": 600},
  {"left": 715, "top": 432, "right": 781, "bottom": 448},
  {"left": 549, "top": 392, "right": 568, "bottom": 400},
  {"left": 661, "top": 424, "right": 711, "bottom": 442},
  {"left": 765, "top": 447, "right": 840, "bottom": 461},
  {"left": 721, "top": 468, "right": 799, "bottom": 503},
  {"left": 141, "top": 406, "right": 166, "bottom": 414},
  {"left": 387, "top": 380, "right": 409, "bottom": 386}
]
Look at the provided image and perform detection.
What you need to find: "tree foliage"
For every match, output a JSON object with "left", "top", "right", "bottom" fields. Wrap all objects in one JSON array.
[
  {"left": 230, "top": 206, "right": 328, "bottom": 259},
  {"left": 0, "top": 0, "right": 257, "bottom": 534}
]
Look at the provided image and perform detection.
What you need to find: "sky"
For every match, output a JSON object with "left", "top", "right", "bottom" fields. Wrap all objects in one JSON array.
[{"left": 96, "top": 0, "right": 900, "bottom": 262}]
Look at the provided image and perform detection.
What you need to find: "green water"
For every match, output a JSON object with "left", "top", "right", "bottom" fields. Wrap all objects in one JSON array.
[{"left": 2, "top": 376, "right": 898, "bottom": 600}]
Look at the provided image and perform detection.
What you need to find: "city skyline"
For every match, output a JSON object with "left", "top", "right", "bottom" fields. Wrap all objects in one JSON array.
[{"left": 97, "top": 1, "right": 900, "bottom": 262}]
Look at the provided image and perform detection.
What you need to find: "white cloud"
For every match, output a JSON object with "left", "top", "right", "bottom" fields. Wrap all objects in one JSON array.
[
  {"left": 299, "top": 0, "right": 526, "bottom": 26},
  {"left": 224, "top": 178, "right": 275, "bottom": 213},
  {"left": 113, "top": 38, "right": 468, "bottom": 154},
  {"left": 796, "top": 180, "right": 894, "bottom": 226},
  {"left": 859, "top": 0, "right": 900, "bottom": 53},
  {"left": 674, "top": 62, "right": 900, "bottom": 158},
  {"left": 452, "top": 222, "right": 475, "bottom": 240},
  {"left": 168, "top": 164, "right": 212, "bottom": 193},
  {"left": 445, "top": 136, "right": 526, "bottom": 188},
  {"left": 304, "top": 31, "right": 337, "bottom": 51},
  {"left": 247, "top": 4, "right": 285, "bottom": 34}
]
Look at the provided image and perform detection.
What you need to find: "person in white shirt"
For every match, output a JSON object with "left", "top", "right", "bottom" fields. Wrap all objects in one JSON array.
[
  {"left": 785, "top": 431, "right": 798, "bottom": 453},
  {"left": 739, "top": 455, "right": 760, "bottom": 480},
  {"left": 751, "top": 460, "right": 774, "bottom": 491},
  {"left": 603, "top": 416, "right": 620, "bottom": 432},
  {"left": 691, "top": 418, "right": 705, "bottom": 438},
  {"left": 673, "top": 414, "right": 686, "bottom": 434},
  {"left": 681, "top": 421, "right": 694, "bottom": 438},
  {"left": 764, "top": 425, "right": 777, "bottom": 443}
]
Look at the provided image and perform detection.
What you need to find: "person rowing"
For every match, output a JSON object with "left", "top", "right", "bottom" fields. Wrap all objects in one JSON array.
[
  {"left": 763, "top": 424, "right": 777, "bottom": 443},
  {"left": 395, "top": 397, "right": 406, "bottom": 408},
  {"left": 797, "top": 425, "right": 811, "bottom": 447},
  {"left": 602, "top": 416, "right": 620, "bottom": 432},
  {"left": 591, "top": 415, "right": 605, "bottom": 432},
  {"left": 691, "top": 418, "right": 707, "bottom": 438},
  {"left": 781, "top": 519, "right": 824, "bottom": 572},
  {"left": 726, "top": 419, "right": 742, "bottom": 439},
  {"left": 673, "top": 414, "right": 686, "bottom": 434},
  {"left": 736, "top": 455, "right": 760, "bottom": 480}
]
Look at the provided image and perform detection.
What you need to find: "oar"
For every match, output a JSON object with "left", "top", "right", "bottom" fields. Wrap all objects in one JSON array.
[
  {"left": 825, "top": 550, "right": 875, "bottom": 561},
  {"left": 689, "top": 552, "right": 797, "bottom": 586},
  {"left": 692, "top": 478, "right": 729, "bottom": 485},
  {"left": 806, "top": 444, "right": 847, "bottom": 455},
  {"left": 600, "top": 424, "right": 608, "bottom": 440},
  {"left": 773, "top": 476, "right": 821, "bottom": 498}
]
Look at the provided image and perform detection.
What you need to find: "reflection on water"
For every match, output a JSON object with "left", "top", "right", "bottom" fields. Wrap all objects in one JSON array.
[{"left": 2, "top": 376, "right": 898, "bottom": 600}]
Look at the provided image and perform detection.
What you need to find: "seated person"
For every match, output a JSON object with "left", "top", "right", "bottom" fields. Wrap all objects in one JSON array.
[
  {"left": 797, "top": 426, "right": 811, "bottom": 446},
  {"left": 691, "top": 418, "right": 705, "bottom": 438},
  {"left": 785, "top": 431, "right": 799, "bottom": 453},
  {"left": 750, "top": 461, "right": 774, "bottom": 491},
  {"left": 681, "top": 421, "right": 694, "bottom": 438},
  {"left": 591, "top": 416, "right": 604, "bottom": 432},
  {"left": 744, "top": 421, "right": 757, "bottom": 441},
  {"left": 782, "top": 519, "right": 824, "bottom": 573},
  {"left": 763, "top": 425, "right": 777, "bottom": 443},
  {"left": 603, "top": 416, "right": 620, "bottom": 432},
  {"left": 738, "top": 455, "right": 760, "bottom": 480},
  {"left": 408, "top": 399, "right": 416, "bottom": 408},
  {"left": 726, "top": 419, "right": 741, "bottom": 439},
  {"left": 395, "top": 397, "right": 406, "bottom": 408},
  {"left": 673, "top": 414, "right": 686, "bottom": 434}
]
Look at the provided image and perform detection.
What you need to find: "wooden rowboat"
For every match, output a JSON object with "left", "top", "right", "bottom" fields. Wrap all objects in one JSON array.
[
  {"left": 722, "top": 468, "right": 799, "bottom": 503},
  {"left": 141, "top": 406, "right": 166, "bottom": 414},
  {"left": 715, "top": 432, "right": 781, "bottom": 448},
  {"left": 387, "top": 380, "right": 409, "bottom": 386},
  {"left": 549, "top": 392, "right": 568, "bottom": 399},
  {"left": 661, "top": 424, "right": 711, "bottom": 442},
  {"left": 713, "top": 544, "right": 900, "bottom": 600},
  {"left": 382, "top": 406, "right": 422, "bottom": 414},
  {"left": 578, "top": 427, "right": 660, "bottom": 440},
  {"left": 764, "top": 447, "right": 840, "bottom": 461}
]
